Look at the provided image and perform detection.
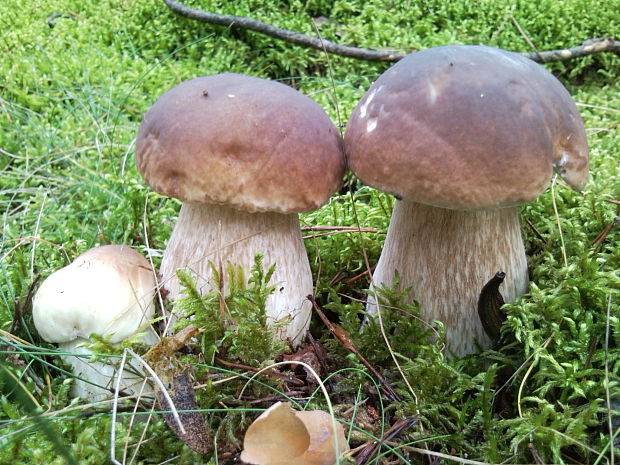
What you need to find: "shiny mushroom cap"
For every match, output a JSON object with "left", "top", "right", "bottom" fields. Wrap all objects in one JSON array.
[
  {"left": 136, "top": 73, "right": 345, "bottom": 213},
  {"left": 32, "top": 245, "right": 156, "bottom": 344},
  {"left": 345, "top": 45, "right": 589, "bottom": 210}
]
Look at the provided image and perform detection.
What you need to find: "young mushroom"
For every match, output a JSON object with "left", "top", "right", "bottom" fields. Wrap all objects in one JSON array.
[
  {"left": 345, "top": 45, "right": 588, "bottom": 356},
  {"left": 136, "top": 73, "right": 345, "bottom": 347},
  {"left": 32, "top": 245, "right": 158, "bottom": 400}
]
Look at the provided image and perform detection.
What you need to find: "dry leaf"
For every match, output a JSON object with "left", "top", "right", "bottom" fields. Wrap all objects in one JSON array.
[
  {"left": 281, "top": 344, "right": 323, "bottom": 384},
  {"left": 144, "top": 325, "right": 212, "bottom": 454},
  {"left": 241, "top": 402, "right": 310, "bottom": 463},
  {"left": 241, "top": 401, "right": 349, "bottom": 465},
  {"left": 296, "top": 409, "right": 349, "bottom": 465},
  {"left": 156, "top": 372, "right": 212, "bottom": 454}
]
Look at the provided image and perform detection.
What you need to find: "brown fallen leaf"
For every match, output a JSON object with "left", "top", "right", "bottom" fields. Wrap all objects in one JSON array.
[
  {"left": 241, "top": 401, "right": 349, "bottom": 465},
  {"left": 281, "top": 344, "right": 324, "bottom": 384},
  {"left": 143, "top": 325, "right": 212, "bottom": 454},
  {"left": 156, "top": 372, "right": 212, "bottom": 454}
]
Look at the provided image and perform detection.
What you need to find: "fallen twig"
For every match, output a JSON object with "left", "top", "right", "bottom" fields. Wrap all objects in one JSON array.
[
  {"left": 528, "top": 442, "right": 546, "bottom": 465},
  {"left": 303, "top": 229, "right": 380, "bottom": 240},
  {"left": 344, "top": 269, "right": 371, "bottom": 285},
  {"left": 355, "top": 416, "right": 419, "bottom": 465},
  {"left": 591, "top": 216, "right": 618, "bottom": 250},
  {"left": 302, "top": 225, "right": 381, "bottom": 240},
  {"left": 524, "top": 217, "right": 547, "bottom": 244},
  {"left": 301, "top": 225, "right": 379, "bottom": 232},
  {"left": 216, "top": 358, "right": 305, "bottom": 387},
  {"left": 163, "top": 0, "right": 404, "bottom": 61},
  {"left": 163, "top": 0, "right": 619, "bottom": 64},
  {"left": 309, "top": 295, "right": 401, "bottom": 402}
]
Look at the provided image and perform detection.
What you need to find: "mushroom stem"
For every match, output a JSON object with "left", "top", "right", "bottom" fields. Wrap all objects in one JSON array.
[
  {"left": 59, "top": 333, "right": 157, "bottom": 401},
  {"left": 160, "top": 202, "right": 313, "bottom": 346},
  {"left": 367, "top": 200, "right": 529, "bottom": 356}
]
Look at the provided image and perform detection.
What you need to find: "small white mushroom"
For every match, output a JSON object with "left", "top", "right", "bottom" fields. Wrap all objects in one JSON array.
[{"left": 32, "top": 245, "right": 158, "bottom": 400}]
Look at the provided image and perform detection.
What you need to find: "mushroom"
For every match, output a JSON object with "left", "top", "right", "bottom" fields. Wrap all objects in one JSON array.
[
  {"left": 32, "top": 245, "right": 158, "bottom": 400},
  {"left": 241, "top": 401, "right": 349, "bottom": 465},
  {"left": 344, "top": 45, "right": 588, "bottom": 356},
  {"left": 136, "top": 73, "right": 345, "bottom": 347}
]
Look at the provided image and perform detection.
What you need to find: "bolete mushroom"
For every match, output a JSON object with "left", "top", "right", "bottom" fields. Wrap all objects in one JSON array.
[
  {"left": 345, "top": 45, "right": 588, "bottom": 356},
  {"left": 136, "top": 73, "right": 345, "bottom": 347},
  {"left": 32, "top": 245, "right": 158, "bottom": 400}
]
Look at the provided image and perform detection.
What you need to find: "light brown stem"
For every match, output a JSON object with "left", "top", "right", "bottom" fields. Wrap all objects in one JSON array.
[
  {"left": 160, "top": 202, "right": 313, "bottom": 346},
  {"left": 367, "top": 200, "right": 529, "bottom": 356}
]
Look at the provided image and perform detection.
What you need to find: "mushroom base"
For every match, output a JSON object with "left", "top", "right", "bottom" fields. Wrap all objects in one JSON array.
[
  {"left": 367, "top": 200, "right": 529, "bottom": 357},
  {"left": 60, "top": 328, "right": 157, "bottom": 401},
  {"left": 160, "top": 203, "right": 313, "bottom": 347}
]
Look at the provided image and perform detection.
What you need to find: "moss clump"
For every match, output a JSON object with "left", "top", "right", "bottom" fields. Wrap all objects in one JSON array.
[
  {"left": 173, "top": 254, "right": 287, "bottom": 365},
  {"left": 1, "top": 0, "right": 619, "bottom": 462}
]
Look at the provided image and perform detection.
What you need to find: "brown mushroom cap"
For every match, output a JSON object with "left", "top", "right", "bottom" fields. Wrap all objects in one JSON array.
[
  {"left": 136, "top": 73, "right": 345, "bottom": 213},
  {"left": 345, "top": 45, "right": 588, "bottom": 210}
]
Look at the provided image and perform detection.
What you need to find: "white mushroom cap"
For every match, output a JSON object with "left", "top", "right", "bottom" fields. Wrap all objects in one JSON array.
[{"left": 33, "top": 245, "right": 157, "bottom": 344}]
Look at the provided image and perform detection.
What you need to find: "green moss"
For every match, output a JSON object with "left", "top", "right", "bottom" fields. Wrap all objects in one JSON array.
[
  {"left": 1, "top": 0, "right": 619, "bottom": 462},
  {"left": 174, "top": 254, "right": 286, "bottom": 364}
]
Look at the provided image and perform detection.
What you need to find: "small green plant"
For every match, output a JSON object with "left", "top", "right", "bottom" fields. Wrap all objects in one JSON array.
[{"left": 173, "top": 254, "right": 287, "bottom": 365}]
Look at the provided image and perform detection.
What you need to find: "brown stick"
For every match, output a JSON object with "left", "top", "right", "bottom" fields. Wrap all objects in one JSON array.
[
  {"left": 301, "top": 225, "right": 379, "bottom": 232},
  {"left": 303, "top": 229, "right": 380, "bottom": 240},
  {"left": 164, "top": 0, "right": 619, "bottom": 64},
  {"left": 524, "top": 217, "right": 547, "bottom": 244},
  {"left": 309, "top": 296, "right": 401, "bottom": 402},
  {"left": 216, "top": 358, "right": 305, "bottom": 386},
  {"left": 344, "top": 269, "right": 371, "bottom": 285},
  {"left": 355, "top": 416, "right": 419, "bottom": 465},
  {"left": 163, "top": 0, "right": 404, "bottom": 61},
  {"left": 302, "top": 226, "right": 380, "bottom": 240},
  {"left": 591, "top": 216, "right": 618, "bottom": 250},
  {"left": 527, "top": 443, "right": 546, "bottom": 465}
]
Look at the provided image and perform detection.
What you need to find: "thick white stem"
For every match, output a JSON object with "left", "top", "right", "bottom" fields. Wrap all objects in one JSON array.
[
  {"left": 160, "top": 203, "right": 313, "bottom": 347},
  {"left": 60, "top": 330, "right": 157, "bottom": 401},
  {"left": 367, "top": 200, "right": 529, "bottom": 357}
]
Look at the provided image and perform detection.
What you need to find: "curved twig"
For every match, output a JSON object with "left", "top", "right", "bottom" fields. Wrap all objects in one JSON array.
[
  {"left": 163, "top": 0, "right": 406, "bottom": 60},
  {"left": 163, "top": 0, "right": 404, "bottom": 61},
  {"left": 164, "top": 0, "right": 619, "bottom": 63},
  {"left": 524, "top": 37, "right": 620, "bottom": 63}
]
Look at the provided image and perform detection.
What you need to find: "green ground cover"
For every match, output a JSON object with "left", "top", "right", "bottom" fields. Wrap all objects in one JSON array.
[{"left": 1, "top": 0, "right": 619, "bottom": 463}]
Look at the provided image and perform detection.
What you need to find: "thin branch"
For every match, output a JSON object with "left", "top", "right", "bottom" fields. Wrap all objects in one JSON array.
[
  {"left": 310, "top": 295, "right": 401, "bottom": 402},
  {"left": 355, "top": 416, "right": 419, "bottom": 465},
  {"left": 216, "top": 358, "right": 305, "bottom": 386},
  {"left": 163, "top": 0, "right": 403, "bottom": 61},
  {"left": 163, "top": 0, "right": 620, "bottom": 64},
  {"left": 591, "top": 216, "right": 618, "bottom": 250},
  {"left": 523, "top": 37, "right": 620, "bottom": 63}
]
